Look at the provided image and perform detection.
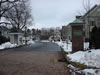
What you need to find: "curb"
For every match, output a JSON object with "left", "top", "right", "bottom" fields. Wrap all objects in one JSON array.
[{"left": 0, "top": 44, "right": 29, "bottom": 51}]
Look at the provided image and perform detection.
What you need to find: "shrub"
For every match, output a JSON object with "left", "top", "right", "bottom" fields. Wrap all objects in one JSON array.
[
  {"left": 0, "top": 35, "right": 10, "bottom": 45},
  {"left": 90, "top": 26, "right": 100, "bottom": 49}
]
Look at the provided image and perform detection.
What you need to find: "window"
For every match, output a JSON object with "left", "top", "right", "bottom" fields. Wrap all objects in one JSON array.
[{"left": 90, "top": 21, "right": 95, "bottom": 26}]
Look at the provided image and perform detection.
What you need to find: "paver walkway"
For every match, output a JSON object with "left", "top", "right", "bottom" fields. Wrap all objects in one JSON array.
[{"left": 0, "top": 51, "right": 70, "bottom": 75}]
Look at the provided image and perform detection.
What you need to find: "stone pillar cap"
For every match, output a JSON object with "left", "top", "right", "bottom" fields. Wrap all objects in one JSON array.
[{"left": 70, "top": 18, "right": 84, "bottom": 26}]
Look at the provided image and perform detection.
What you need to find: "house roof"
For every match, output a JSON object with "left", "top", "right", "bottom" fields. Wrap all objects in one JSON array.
[
  {"left": 83, "top": 5, "right": 98, "bottom": 18},
  {"left": 70, "top": 18, "right": 84, "bottom": 26},
  {"left": 71, "top": 18, "right": 84, "bottom": 24}
]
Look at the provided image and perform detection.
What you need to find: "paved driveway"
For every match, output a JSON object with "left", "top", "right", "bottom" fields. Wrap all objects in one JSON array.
[
  {"left": 10, "top": 41, "right": 61, "bottom": 51},
  {"left": 0, "top": 41, "right": 70, "bottom": 75}
]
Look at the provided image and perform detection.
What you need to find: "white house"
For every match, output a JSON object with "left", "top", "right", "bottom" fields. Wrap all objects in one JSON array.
[
  {"left": 61, "top": 24, "right": 71, "bottom": 41},
  {"left": 9, "top": 33, "right": 24, "bottom": 45},
  {"left": 83, "top": 5, "right": 100, "bottom": 39},
  {"left": 54, "top": 27, "right": 61, "bottom": 41},
  {"left": 23, "top": 34, "right": 32, "bottom": 44}
]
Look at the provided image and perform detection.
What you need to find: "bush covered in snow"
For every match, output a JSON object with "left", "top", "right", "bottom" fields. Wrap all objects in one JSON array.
[
  {"left": 90, "top": 26, "right": 100, "bottom": 49},
  {"left": 0, "top": 42, "right": 17, "bottom": 50}
]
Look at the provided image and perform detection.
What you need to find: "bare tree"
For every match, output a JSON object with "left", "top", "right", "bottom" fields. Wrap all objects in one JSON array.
[
  {"left": 83, "top": 0, "right": 91, "bottom": 13},
  {"left": 3, "top": 0, "right": 33, "bottom": 30},
  {"left": 77, "top": 0, "right": 92, "bottom": 16},
  {"left": 0, "top": 0, "right": 19, "bottom": 19}
]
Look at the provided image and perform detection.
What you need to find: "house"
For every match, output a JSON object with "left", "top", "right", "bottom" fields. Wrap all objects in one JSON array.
[
  {"left": 23, "top": 33, "right": 32, "bottom": 44},
  {"left": 9, "top": 32, "right": 33, "bottom": 45},
  {"left": 9, "top": 32, "right": 24, "bottom": 45},
  {"left": 0, "top": 26, "right": 10, "bottom": 38},
  {"left": 61, "top": 25, "right": 71, "bottom": 41},
  {"left": 53, "top": 27, "right": 61, "bottom": 41},
  {"left": 9, "top": 28, "right": 33, "bottom": 45},
  {"left": 61, "top": 26, "right": 67, "bottom": 41},
  {"left": 82, "top": 5, "right": 100, "bottom": 40},
  {"left": 32, "top": 34, "right": 40, "bottom": 41},
  {"left": 32, "top": 29, "right": 41, "bottom": 40}
]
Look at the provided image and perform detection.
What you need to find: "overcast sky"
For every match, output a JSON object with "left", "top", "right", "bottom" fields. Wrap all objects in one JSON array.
[{"left": 30, "top": 0, "right": 99, "bottom": 29}]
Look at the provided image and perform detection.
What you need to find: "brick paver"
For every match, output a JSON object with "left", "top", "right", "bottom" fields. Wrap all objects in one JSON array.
[{"left": 0, "top": 51, "right": 70, "bottom": 75}]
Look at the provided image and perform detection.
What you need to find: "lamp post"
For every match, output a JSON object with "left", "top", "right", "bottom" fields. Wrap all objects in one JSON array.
[{"left": 25, "top": 26, "right": 27, "bottom": 45}]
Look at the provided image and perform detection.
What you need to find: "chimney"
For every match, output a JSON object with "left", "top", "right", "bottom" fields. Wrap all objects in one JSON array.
[{"left": 76, "top": 16, "right": 82, "bottom": 19}]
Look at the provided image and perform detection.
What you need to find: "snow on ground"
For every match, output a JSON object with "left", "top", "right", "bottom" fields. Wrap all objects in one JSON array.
[
  {"left": 67, "top": 49, "right": 100, "bottom": 68},
  {"left": 68, "top": 64, "right": 100, "bottom": 75},
  {"left": 27, "top": 40, "right": 35, "bottom": 44},
  {"left": 84, "top": 42, "right": 89, "bottom": 50},
  {"left": 41, "top": 40, "right": 49, "bottom": 42},
  {"left": 55, "top": 40, "right": 72, "bottom": 52},
  {"left": 56, "top": 41, "right": 100, "bottom": 75},
  {"left": 80, "top": 69, "right": 100, "bottom": 75},
  {"left": 55, "top": 40, "right": 89, "bottom": 53},
  {"left": 0, "top": 40, "right": 35, "bottom": 50},
  {"left": 0, "top": 42, "right": 17, "bottom": 50}
]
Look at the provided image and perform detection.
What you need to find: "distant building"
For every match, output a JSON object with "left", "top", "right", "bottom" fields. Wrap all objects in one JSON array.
[
  {"left": 32, "top": 29, "right": 41, "bottom": 40},
  {"left": 53, "top": 27, "right": 61, "bottom": 41},
  {"left": 61, "top": 25, "right": 71, "bottom": 41},
  {"left": 23, "top": 33, "right": 32, "bottom": 44},
  {"left": 61, "top": 26, "right": 67, "bottom": 41}
]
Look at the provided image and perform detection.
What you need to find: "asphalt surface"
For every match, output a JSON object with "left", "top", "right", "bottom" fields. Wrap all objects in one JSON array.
[
  {"left": 9, "top": 41, "right": 61, "bottom": 51},
  {"left": 0, "top": 41, "right": 70, "bottom": 75}
]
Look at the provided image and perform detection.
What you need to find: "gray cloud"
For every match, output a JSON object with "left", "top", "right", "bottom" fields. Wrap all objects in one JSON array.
[{"left": 30, "top": 0, "right": 98, "bottom": 29}]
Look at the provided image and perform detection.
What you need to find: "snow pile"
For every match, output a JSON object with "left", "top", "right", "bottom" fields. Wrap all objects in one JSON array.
[
  {"left": 55, "top": 40, "right": 72, "bottom": 52},
  {"left": 55, "top": 41, "right": 64, "bottom": 47},
  {"left": 84, "top": 42, "right": 89, "bottom": 50},
  {"left": 0, "top": 42, "right": 17, "bottom": 50},
  {"left": 27, "top": 40, "right": 35, "bottom": 44},
  {"left": 55, "top": 41, "right": 89, "bottom": 53},
  {"left": 63, "top": 43, "right": 72, "bottom": 52},
  {"left": 67, "top": 49, "right": 100, "bottom": 68},
  {"left": 80, "top": 69, "right": 100, "bottom": 75},
  {"left": 68, "top": 64, "right": 100, "bottom": 75}
]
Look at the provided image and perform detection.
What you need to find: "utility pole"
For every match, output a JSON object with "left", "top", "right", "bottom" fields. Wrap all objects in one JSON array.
[{"left": 25, "top": 26, "right": 27, "bottom": 45}]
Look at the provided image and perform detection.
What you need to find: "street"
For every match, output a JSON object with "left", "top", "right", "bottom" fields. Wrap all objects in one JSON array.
[
  {"left": 0, "top": 41, "right": 70, "bottom": 75},
  {"left": 9, "top": 41, "right": 61, "bottom": 51}
]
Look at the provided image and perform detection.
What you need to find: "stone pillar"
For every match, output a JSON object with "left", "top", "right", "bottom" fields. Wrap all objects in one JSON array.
[{"left": 70, "top": 17, "right": 84, "bottom": 53}]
